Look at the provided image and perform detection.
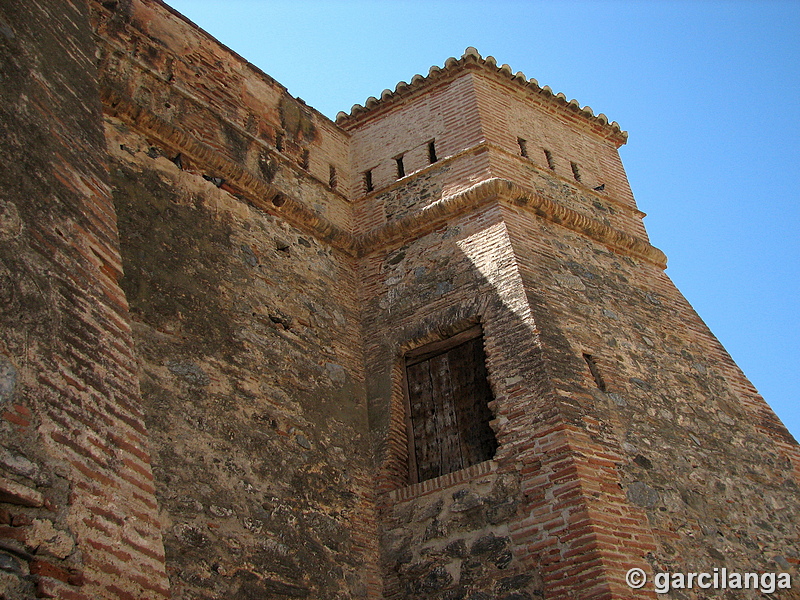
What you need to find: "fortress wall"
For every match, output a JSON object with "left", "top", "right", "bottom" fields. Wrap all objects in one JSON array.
[
  {"left": 89, "top": 0, "right": 386, "bottom": 595},
  {"left": 0, "top": 1, "right": 169, "bottom": 598},
  {"left": 359, "top": 200, "right": 549, "bottom": 599},
  {"left": 103, "top": 118, "right": 381, "bottom": 599},
  {"left": 2, "top": 1, "right": 798, "bottom": 598},
  {"left": 500, "top": 200, "right": 800, "bottom": 593},
  {"left": 90, "top": 0, "right": 354, "bottom": 234}
]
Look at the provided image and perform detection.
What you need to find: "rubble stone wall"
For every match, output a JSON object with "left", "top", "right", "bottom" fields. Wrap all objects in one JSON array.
[
  {"left": 90, "top": 0, "right": 383, "bottom": 597},
  {"left": 501, "top": 200, "right": 800, "bottom": 597},
  {"left": 105, "top": 119, "right": 380, "bottom": 600}
]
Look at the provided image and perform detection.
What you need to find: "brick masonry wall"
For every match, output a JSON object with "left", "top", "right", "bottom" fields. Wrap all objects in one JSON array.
[
  {"left": 470, "top": 72, "right": 649, "bottom": 241},
  {"left": 0, "top": 1, "right": 169, "bottom": 598},
  {"left": 349, "top": 73, "right": 487, "bottom": 199},
  {"left": 348, "top": 67, "right": 650, "bottom": 250}
]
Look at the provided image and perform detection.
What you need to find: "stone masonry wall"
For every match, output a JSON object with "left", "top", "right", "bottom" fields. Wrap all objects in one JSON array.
[
  {"left": 104, "top": 118, "right": 379, "bottom": 599},
  {"left": 359, "top": 195, "right": 553, "bottom": 599},
  {"left": 0, "top": 1, "right": 169, "bottom": 598},
  {"left": 501, "top": 201, "right": 800, "bottom": 598}
]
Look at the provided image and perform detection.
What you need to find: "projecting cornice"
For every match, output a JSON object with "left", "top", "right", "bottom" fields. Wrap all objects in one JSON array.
[
  {"left": 355, "top": 179, "right": 666, "bottom": 268},
  {"left": 336, "top": 47, "right": 628, "bottom": 147},
  {"left": 100, "top": 89, "right": 664, "bottom": 268}
]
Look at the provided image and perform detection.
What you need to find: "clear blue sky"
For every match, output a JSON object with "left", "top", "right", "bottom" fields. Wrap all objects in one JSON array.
[{"left": 165, "top": 0, "right": 800, "bottom": 441}]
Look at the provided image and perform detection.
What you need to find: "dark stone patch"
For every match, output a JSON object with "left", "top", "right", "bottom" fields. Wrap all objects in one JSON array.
[
  {"left": 419, "top": 565, "right": 452, "bottom": 593},
  {"left": 627, "top": 481, "right": 660, "bottom": 508},
  {"left": 384, "top": 535, "right": 412, "bottom": 567},
  {"left": 459, "top": 558, "right": 485, "bottom": 585},
  {"left": 680, "top": 489, "right": 705, "bottom": 512},
  {"left": 442, "top": 586, "right": 468, "bottom": 600},
  {"left": 112, "top": 163, "right": 238, "bottom": 354},
  {"left": 707, "top": 546, "right": 726, "bottom": 561},
  {"left": 237, "top": 575, "right": 310, "bottom": 598},
  {"left": 280, "top": 95, "right": 317, "bottom": 143},
  {"left": 470, "top": 533, "right": 509, "bottom": 556},
  {"left": 220, "top": 118, "right": 249, "bottom": 164},
  {"left": 499, "top": 593, "right": 533, "bottom": 600},
  {"left": 444, "top": 539, "right": 467, "bottom": 558},
  {"left": 423, "top": 518, "right": 448, "bottom": 541},
  {"left": 496, "top": 574, "right": 534, "bottom": 594},
  {"left": 494, "top": 550, "right": 513, "bottom": 569},
  {"left": 415, "top": 498, "right": 443, "bottom": 522},
  {"left": 241, "top": 244, "right": 259, "bottom": 266},
  {"left": 451, "top": 490, "right": 482, "bottom": 512},
  {"left": 0, "top": 552, "right": 22, "bottom": 574},
  {"left": 258, "top": 154, "right": 278, "bottom": 182},
  {"left": 167, "top": 361, "right": 209, "bottom": 386},
  {"left": 173, "top": 524, "right": 210, "bottom": 548},
  {"left": 386, "top": 250, "right": 406, "bottom": 266},
  {"left": 0, "top": 356, "right": 16, "bottom": 404}
]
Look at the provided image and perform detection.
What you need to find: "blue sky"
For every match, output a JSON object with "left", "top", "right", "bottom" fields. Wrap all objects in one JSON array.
[{"left": 164, "top": 0, "right": 799, "bottom": 441}]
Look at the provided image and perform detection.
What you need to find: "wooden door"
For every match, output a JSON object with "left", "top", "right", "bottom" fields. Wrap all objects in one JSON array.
[{"left": 406, "top": 335, "right": 497, "bottom": 482}]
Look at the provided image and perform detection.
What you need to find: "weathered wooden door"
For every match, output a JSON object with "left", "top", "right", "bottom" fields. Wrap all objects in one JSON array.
[{"left": 406, "top": 335, "right": 497, "bottom": 483}]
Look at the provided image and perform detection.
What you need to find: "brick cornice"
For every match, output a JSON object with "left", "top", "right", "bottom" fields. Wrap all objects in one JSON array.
[
  {"left": 100, "top": 89, "right": 666, "bottom": 268},
  {"left": 356, "top": 178, "right": 667, "bottom": 268},
  {"left": 100, "top": 87, "right": 358, "bottom": 251}
]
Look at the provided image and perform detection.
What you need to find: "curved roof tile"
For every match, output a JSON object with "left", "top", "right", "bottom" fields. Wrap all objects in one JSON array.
[{"left": 336, "top": 47, "right": 627, "bottom": 143}]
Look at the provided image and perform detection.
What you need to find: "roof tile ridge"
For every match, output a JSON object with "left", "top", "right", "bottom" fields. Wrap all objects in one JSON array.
[{"left": 335, "top": 47, "right": 627, "bottom": 142}]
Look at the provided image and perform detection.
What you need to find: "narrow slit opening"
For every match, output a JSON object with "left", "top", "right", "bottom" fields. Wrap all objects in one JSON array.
[
  {"left": 571, "top": 161, "right": 582, "bottom": 182},
  {"left": 329, "top": 165, "right": 337, "bottom": 190},
  {"left": 428, "top": 140, "right": 438, "bottom": 164},
  {"left": 544, "top": 148, "right": 555, "bottom": 170},
  {"left": 583, "top": 353, "right": 606, "bottom": 391},
  {"left": 517, "top": 137, "right": 528, "bottom": 158}
]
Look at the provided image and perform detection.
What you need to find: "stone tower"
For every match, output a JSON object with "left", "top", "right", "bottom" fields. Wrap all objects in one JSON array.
[{"left": 0, "top": 1, "right": 797, "bottom": 599}]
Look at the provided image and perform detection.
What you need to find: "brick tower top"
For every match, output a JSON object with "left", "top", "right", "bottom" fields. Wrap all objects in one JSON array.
[
  {"left": 336, "top": 47, "right": 628, "bottom": 148},
  {"left": 343, "top": 47, "right": 654, "bottom": 258}
]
